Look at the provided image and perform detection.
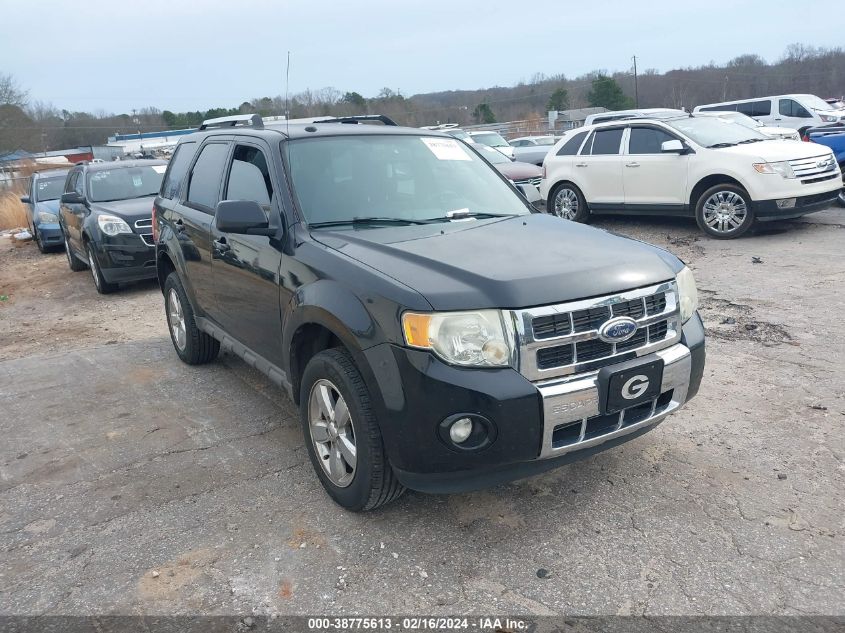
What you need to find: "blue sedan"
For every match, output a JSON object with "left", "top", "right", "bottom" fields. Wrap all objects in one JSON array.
[{"left": 20, "top": 168, "right": 69, "bottom": 253}]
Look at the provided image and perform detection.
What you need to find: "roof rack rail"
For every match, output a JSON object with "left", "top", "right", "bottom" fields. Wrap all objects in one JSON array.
[
  {"left": 199, "top": 114, "right": 264, "bottom": 131},
  {"left": 311, "top": 114, "right": 398, "bottom": 126}
]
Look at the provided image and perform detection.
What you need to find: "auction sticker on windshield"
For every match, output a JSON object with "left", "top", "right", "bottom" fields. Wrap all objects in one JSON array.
[{"left": 421, "top": 137, "right": 471, "bottom": 161}]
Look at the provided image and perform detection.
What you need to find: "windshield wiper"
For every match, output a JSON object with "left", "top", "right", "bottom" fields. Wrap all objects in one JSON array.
[
  {"left": 308, "top": 217, "right": 426, "bottom": 229},
  {"left": 419, "top": 211, "right": 516, "bottom": 223},
  {"left": 737, "top": 138, "right": 764, "bottom": 144},
  {"left": 707, "top": 142, "right": 738, "bottom": 148}
]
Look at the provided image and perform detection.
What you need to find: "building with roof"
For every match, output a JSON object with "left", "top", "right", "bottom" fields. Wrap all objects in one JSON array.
[{"left": 548, "top": 107, "right": 609, "bottom": 131}]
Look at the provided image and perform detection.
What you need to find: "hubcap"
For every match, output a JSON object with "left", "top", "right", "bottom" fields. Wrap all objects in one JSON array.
[
  {"left": 308, "top": 379, "right": 356, "bottom": 487},
  {"left": 88, "top": 249, "right": 100, "bottom": 289},
  {"left": 167, "top": 289, "right": 187, "bottom": 351},
  {"left": 702, "top": 191, "right": 747, "bottom": 234},
  {"left": 553, "top": 188, "right": 579, "bottom": 220}
]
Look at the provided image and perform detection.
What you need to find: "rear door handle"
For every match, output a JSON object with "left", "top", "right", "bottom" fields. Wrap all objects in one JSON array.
[
  {"left": 575, "top": 162, "right": 588, "bottom": 167},
  {"left": 625, "top": 162, "right": 640, "bottom": 168},
  {"left": 213, "top": 237, "right": 230, "bottom": 253}
]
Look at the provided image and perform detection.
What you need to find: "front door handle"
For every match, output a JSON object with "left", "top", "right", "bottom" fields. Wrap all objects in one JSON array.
[
  {"left": 175, "top": 218, "right": 186, "bottom": 233},
  {"left": 625, "top": 162, "right": 640, "bottom": 168},
  {"left": 575, "top": 162, "right": 588, "bottom": 167},
  {"left": 213, "top": 237, "right": 230, "bottom": 253}
]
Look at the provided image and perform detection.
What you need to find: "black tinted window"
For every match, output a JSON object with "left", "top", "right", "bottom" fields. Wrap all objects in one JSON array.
[
  {"left": 736, "top": 100, "right": 771, "bottom": 117},
  {"left": 590, "top": 128, "right": 624, "bottom": 155},
  {"left": 160, "top": 142, "right": 195, "bottom": 199},
  {"left": 225, "top": 145, "right": 273, "bottom": 208},
  {"left": 186, "top": 143, "right": 229, "bottom": 210},
  {"left": 778, "top": 99, "right": 811, "bottom": 118},
  {"left": 65, "top": 171, "right": 81, "bottom": 194},
  {"left": 700, "top": 104, "right": 737, "bottom": 112},
  {"left": 629, "top": 127, "right": 677, "bottom": 154},
  {"left": 557, "top": 131, "right": 588, "bottom": 156}
]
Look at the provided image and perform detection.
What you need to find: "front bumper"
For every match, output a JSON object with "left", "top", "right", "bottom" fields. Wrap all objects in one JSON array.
[
  {"left": 754, "top": 187, "right": 842, "bottom": 221},
  {"left": 34, "top": 223, "right": 64, "bottom": 246},
  {"left": 367, "top": 313, "right": 705, "bottom": 493},
  {"left": 94, "top": 236, "right": 157, "bottom": 283}
]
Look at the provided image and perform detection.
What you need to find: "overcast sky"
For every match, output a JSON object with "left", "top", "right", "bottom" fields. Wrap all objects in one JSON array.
[{"left": 1, "top": 0, "right": 841, "bottom": 114}]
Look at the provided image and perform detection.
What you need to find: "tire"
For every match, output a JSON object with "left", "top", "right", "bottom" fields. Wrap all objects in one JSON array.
[
  {"left": 64, "top": 234, "right": 87, "bottom": 271},
  {"left": 694, "top": 183, "right": 755, "bottom": 239},
  {"left": 86, "top": 242, "right": 118, "bottom": 294},
  {"left": 35, "top": 228, "right": 47, "bottom": 254},
  {"left": 299, "top": 348, "right": 405, "bottom": 511},
  {"left": 162, "top": 271, "right": 220, "bottom": 365},
  {"left": 838, "top": 188, "right": 845, "bottom": 208},
  {"left": 548, "top": 182, "right": 589, "bottom": 223}
]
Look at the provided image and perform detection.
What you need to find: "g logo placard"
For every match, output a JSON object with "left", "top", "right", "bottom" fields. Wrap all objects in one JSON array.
[{"left": 621, "top": 375, "right": 650, "bottom": 400}]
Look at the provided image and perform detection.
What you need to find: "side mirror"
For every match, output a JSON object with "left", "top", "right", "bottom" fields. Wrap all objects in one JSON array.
[
  {"left": 215, "top": 200, "right": 274, "bottom": 235},
  {"left": 661, "top": 139, "right": 685, "bottom": 153},
  {"left": 20, "top": 195, "right": 31, "bottom": 204},
  {"left": 61, "top": 192, "right": 85, "bottom": 204}
]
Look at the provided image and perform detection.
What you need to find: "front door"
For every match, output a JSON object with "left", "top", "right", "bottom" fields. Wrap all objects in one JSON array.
[
  {"left": 210, "top": 140, "right": 285, "bottom": 367},
  {"left": 60, "top": 169, "right": 86, "bottom": 253},
  {"left": 775, "top": 98, "right": 814, "bottom": 131},
  {"left": 622, "top": 126, "right": 690, "bottom": 208}
]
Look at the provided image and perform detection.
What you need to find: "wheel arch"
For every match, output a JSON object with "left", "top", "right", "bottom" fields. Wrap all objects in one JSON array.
[
  {"left": 689, "top": 174, "right": 748, "bottom": 208},
  {"left": 546, "top": 179, "right": 586, "bottom": 207}
]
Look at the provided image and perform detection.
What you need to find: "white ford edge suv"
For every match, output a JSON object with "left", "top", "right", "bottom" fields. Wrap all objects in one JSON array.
[{"left": 540, "top": 114, "right": 842, "bottom": 238}]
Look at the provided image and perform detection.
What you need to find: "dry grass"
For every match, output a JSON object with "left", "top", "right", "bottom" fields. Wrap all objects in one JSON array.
[{"left": 0, "top": 192, "right": 28, "bottom": 230}]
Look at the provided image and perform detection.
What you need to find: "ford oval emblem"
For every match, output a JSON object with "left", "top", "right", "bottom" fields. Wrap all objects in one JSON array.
[{"left": 598, "top": 317, "right": 638, "bottom": 343}]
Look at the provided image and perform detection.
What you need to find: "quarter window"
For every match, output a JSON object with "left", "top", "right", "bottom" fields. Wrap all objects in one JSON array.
[
  {"left": 778, "top": 99, "right": 811, "bottom": 118},
  {"left": 589, "top": 128, "right": 624, "bottom": 155},
  {"left": 628, "top": 127, "right": 677, "bottom": 154},
  {"left": 557, "top": 130, "right": 588, "bottom": 156},
  {"left": 186, "top": 143, "right": 229, "bottom": 210},
  {"left": 225, "top": 145, "right": 273, "bottom": 208},
  {"left": 736, "top": 100, "right": 772, "bottom": 117},
  {"left": 160, "top": 142, "right": 196, "bottom": 200}
]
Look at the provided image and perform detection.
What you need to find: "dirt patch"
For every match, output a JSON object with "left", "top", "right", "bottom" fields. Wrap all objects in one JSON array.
[
  {"left": 0, "top": 240, "right": 165, "bottom": 360},
  {"left": 137, "top": 548, "right": 222, "bottom": 603},
  {"left": 698, "top": 290, "right": 793, "bottom": 346}
]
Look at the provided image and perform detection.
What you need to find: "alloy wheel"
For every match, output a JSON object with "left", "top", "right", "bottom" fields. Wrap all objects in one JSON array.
[
  {"left": 88, "top": 249, "right": 101, "bottom": 290},
  {"left": 308, "top": 379, "right": 357, "bottom": 487},
  {"left": 702, "top": 190, "right": 748, "bottom": 235},
  {"left": 167, "top": 288, "right": 187, "bottom": 351},
  {"left": 553, "top": 188, "right": 579, "bottom": 220}
]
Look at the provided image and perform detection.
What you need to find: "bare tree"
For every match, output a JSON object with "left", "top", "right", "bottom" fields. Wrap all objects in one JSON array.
[{"left": 0, "top": 73, "right": 28, "bottom": 107}]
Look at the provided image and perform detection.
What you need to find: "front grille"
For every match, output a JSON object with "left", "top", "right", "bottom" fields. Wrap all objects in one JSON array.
[
  {"left": 140, "top": 234, "right": 154, "bottom": 247},
  {"left": 511, "top": 281, "right": 681, "bottom": 382},
  {"left": 514, "top": 176, "right": 541, "bottom": 187},
  {"left": 789, "top": 154, "right": 836, "bottom": 180},
  {"left": 551, "top": 389, "right": 675, "bottom": 449},
  {"left": 134, "top": 218, "right": 153, "bottom": 229},
  {"left": 801, "top": 173, "right": 839, "bottom": 185}
]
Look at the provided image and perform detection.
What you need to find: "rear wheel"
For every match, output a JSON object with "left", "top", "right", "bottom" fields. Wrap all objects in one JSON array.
[
  {"left": 64, "top": 235, "right": 86, "bottom": 271},
  {"left": 86, "top": 243, "right": 118, "bottom": 294},
  {"left": 163, "top": 271, "right": 219, "bottom": 365},
  {"left": 695, "top": 184, "right": 755, "bottom": 239},
  {"left": 300, "top": 348, "right": 405, "bottom": 511},
  {"left": 548, "top": 182, "right": 589, "bottom": 223}
]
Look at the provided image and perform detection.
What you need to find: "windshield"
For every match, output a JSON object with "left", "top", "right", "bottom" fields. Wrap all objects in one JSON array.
[
  {"left": 34, "top": 177, "right": 66, "bottom": 202},
  {"left": 471, "top": 132, "right": 510, "bottom": 148},
  {"left": 446, "top": 129, "right": 471, "bottom": 141},
  {"left": 802, "top": 95, "right": 834, "bottom": 111},
  {"left": 87, "top": 165, "right": 166, "bottom": 202},
  {"left": 533, "top": 136, "right": 557, "bottom": 146},
  {"left": 475, "top": 144, "right": 511, "bottom": 165},
  {"left": 667, "top": 117, "right": 768, "bottom": 147},
  {"left": 286, "top": 135, "right": 528, "bottom": 226}
]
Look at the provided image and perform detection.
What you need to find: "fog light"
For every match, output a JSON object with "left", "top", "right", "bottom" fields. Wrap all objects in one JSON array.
[
  {"left": 776, "top": 198, "right": 796, "bottom": 209},
  {"left": 449, "top": 417, "right": 473, "bottom": 443}
]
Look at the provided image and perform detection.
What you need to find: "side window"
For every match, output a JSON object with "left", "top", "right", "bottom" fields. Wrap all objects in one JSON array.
[
  {"left": 700, "top": 105, "right": 736, "bottom": 112},
  {"left": 590, "top": 128, "right": 624, "bottom": 155},
  {"left": 779, "top": 99, "right": 811, "bottom": 118},
  {"left": 737, "top": 100, "right": 771, "bottom": 117},
  {"left": 160, "top": 142, "right": 196, "bottom": 200},
  {"left": 186, "top": 143, "right": 229, "bottom": 210},
  {"left": 628, "top": 127, "right": 677, "bottom": 154},
  {"left": 65, "top": 171, "right": 79, "bottom": 194},
  {"left": 224, "top": 145, "right": 273, "bottom": 209},
  {"left": 557, "top": 130, "right": 589, "bottom": 156}
]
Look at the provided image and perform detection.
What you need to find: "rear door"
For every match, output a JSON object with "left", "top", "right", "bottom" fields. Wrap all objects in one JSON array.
[
  {"left": 174, "top": 140, "right": 232, "bottom": 322},
  {"left": 622, "top": 125, "right": 690, "bottom": 208},
  {"left": 210, "top": 139, "right": 285, "bottom": 365},
  {"left": 575, "top": 127, "right": 625, "bottom": 206}
]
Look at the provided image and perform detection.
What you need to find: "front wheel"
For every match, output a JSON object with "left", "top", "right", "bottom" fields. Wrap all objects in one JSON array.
[
  {"left": 838, "top": 188, "right": 845, "bottom": 208},
  {"left": 695, "top": 184, "right": 755, "bottom": 239},
  {"left": 64, "top": 235, "right": 87, "bottom": 271},
  {"left": 300, "top": 348, "right": 405, "bottom": 511},
  {"left": 548, "top": 182, "right": 589, "bottom": 223},
  {"left": 87, "top": 243, "right": 118, "bottom": 294},
  {"left": 35, "top": 229, "right": 47, "bottom": 254}
]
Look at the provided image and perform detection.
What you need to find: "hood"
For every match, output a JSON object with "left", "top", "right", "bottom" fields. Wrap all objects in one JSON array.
[
  {"left": 759, "top": 126, "right": 799, "bottom": 138},
  {"left": 311, "top": 214, "right": 681, "bottom": 310},
  {"left": 497, "top": 161, "right": 543, "bottom": 180},
  {"left": 34, "top": 200, "right": 61, "bottom": 216},
  {"left": 90, "top": 196, "right": 155, "bottom": 223},
  {"left": 714, "top": 139, "right": 834, "bottom": 162}
]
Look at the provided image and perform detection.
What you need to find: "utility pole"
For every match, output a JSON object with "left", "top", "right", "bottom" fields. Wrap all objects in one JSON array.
[{"left": 632, "top": 55, "right": 639, "bottom": 108}]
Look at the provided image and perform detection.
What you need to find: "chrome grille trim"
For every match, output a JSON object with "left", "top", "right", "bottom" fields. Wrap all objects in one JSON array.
[
  {"left": 789, "top": 154, "right": 836, "bottom": 179},
  {"left": 514, "top": 176, "right": 542, "bottom": 187},
  {"left": 134, "top": 218, "right": 153, "bottom": 229},
  {"left": 140, "top": 234, "right": 154, "bottom": 247},
  {"left": 507, "top": 280, "right": 681, "bottom": 382}
]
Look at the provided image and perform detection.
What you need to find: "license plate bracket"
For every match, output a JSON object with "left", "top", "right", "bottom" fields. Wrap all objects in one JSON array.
[{"left": 598, "top": 356, "right": 664, "bottom": 414}]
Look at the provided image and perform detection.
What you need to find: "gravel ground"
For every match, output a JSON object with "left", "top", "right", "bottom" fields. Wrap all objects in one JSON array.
[{"left": 0, "top": 209, "right": 843, "bottom": 617}]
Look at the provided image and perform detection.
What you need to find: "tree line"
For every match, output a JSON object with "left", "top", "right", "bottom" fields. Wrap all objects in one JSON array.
[{"left": 1, "top": 44, "right": 843, "bottom": 153}]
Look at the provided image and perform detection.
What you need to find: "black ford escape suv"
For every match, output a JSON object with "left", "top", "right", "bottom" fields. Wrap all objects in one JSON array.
[{"left": 153, "top": 114, "right": 705, "bottom": 511}]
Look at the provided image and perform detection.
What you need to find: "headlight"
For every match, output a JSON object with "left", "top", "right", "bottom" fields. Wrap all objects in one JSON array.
[
  {"left": 38, "top": 211, "right": 59, "bottom": 223},
  {"left": 753, "top": 161, "right": 794, "bottom": 178},
  {"left": 820, "top": 114, "right": 837, "bottom": 123},
  {"left": 97, "top": 214, "right": 133, "bottom": 236},
  {"left": 402, "top": 309, "right": 514, "bottom": 367},
  {"left": 676, "top": 266, "right": 698, "bottom": 324}
]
